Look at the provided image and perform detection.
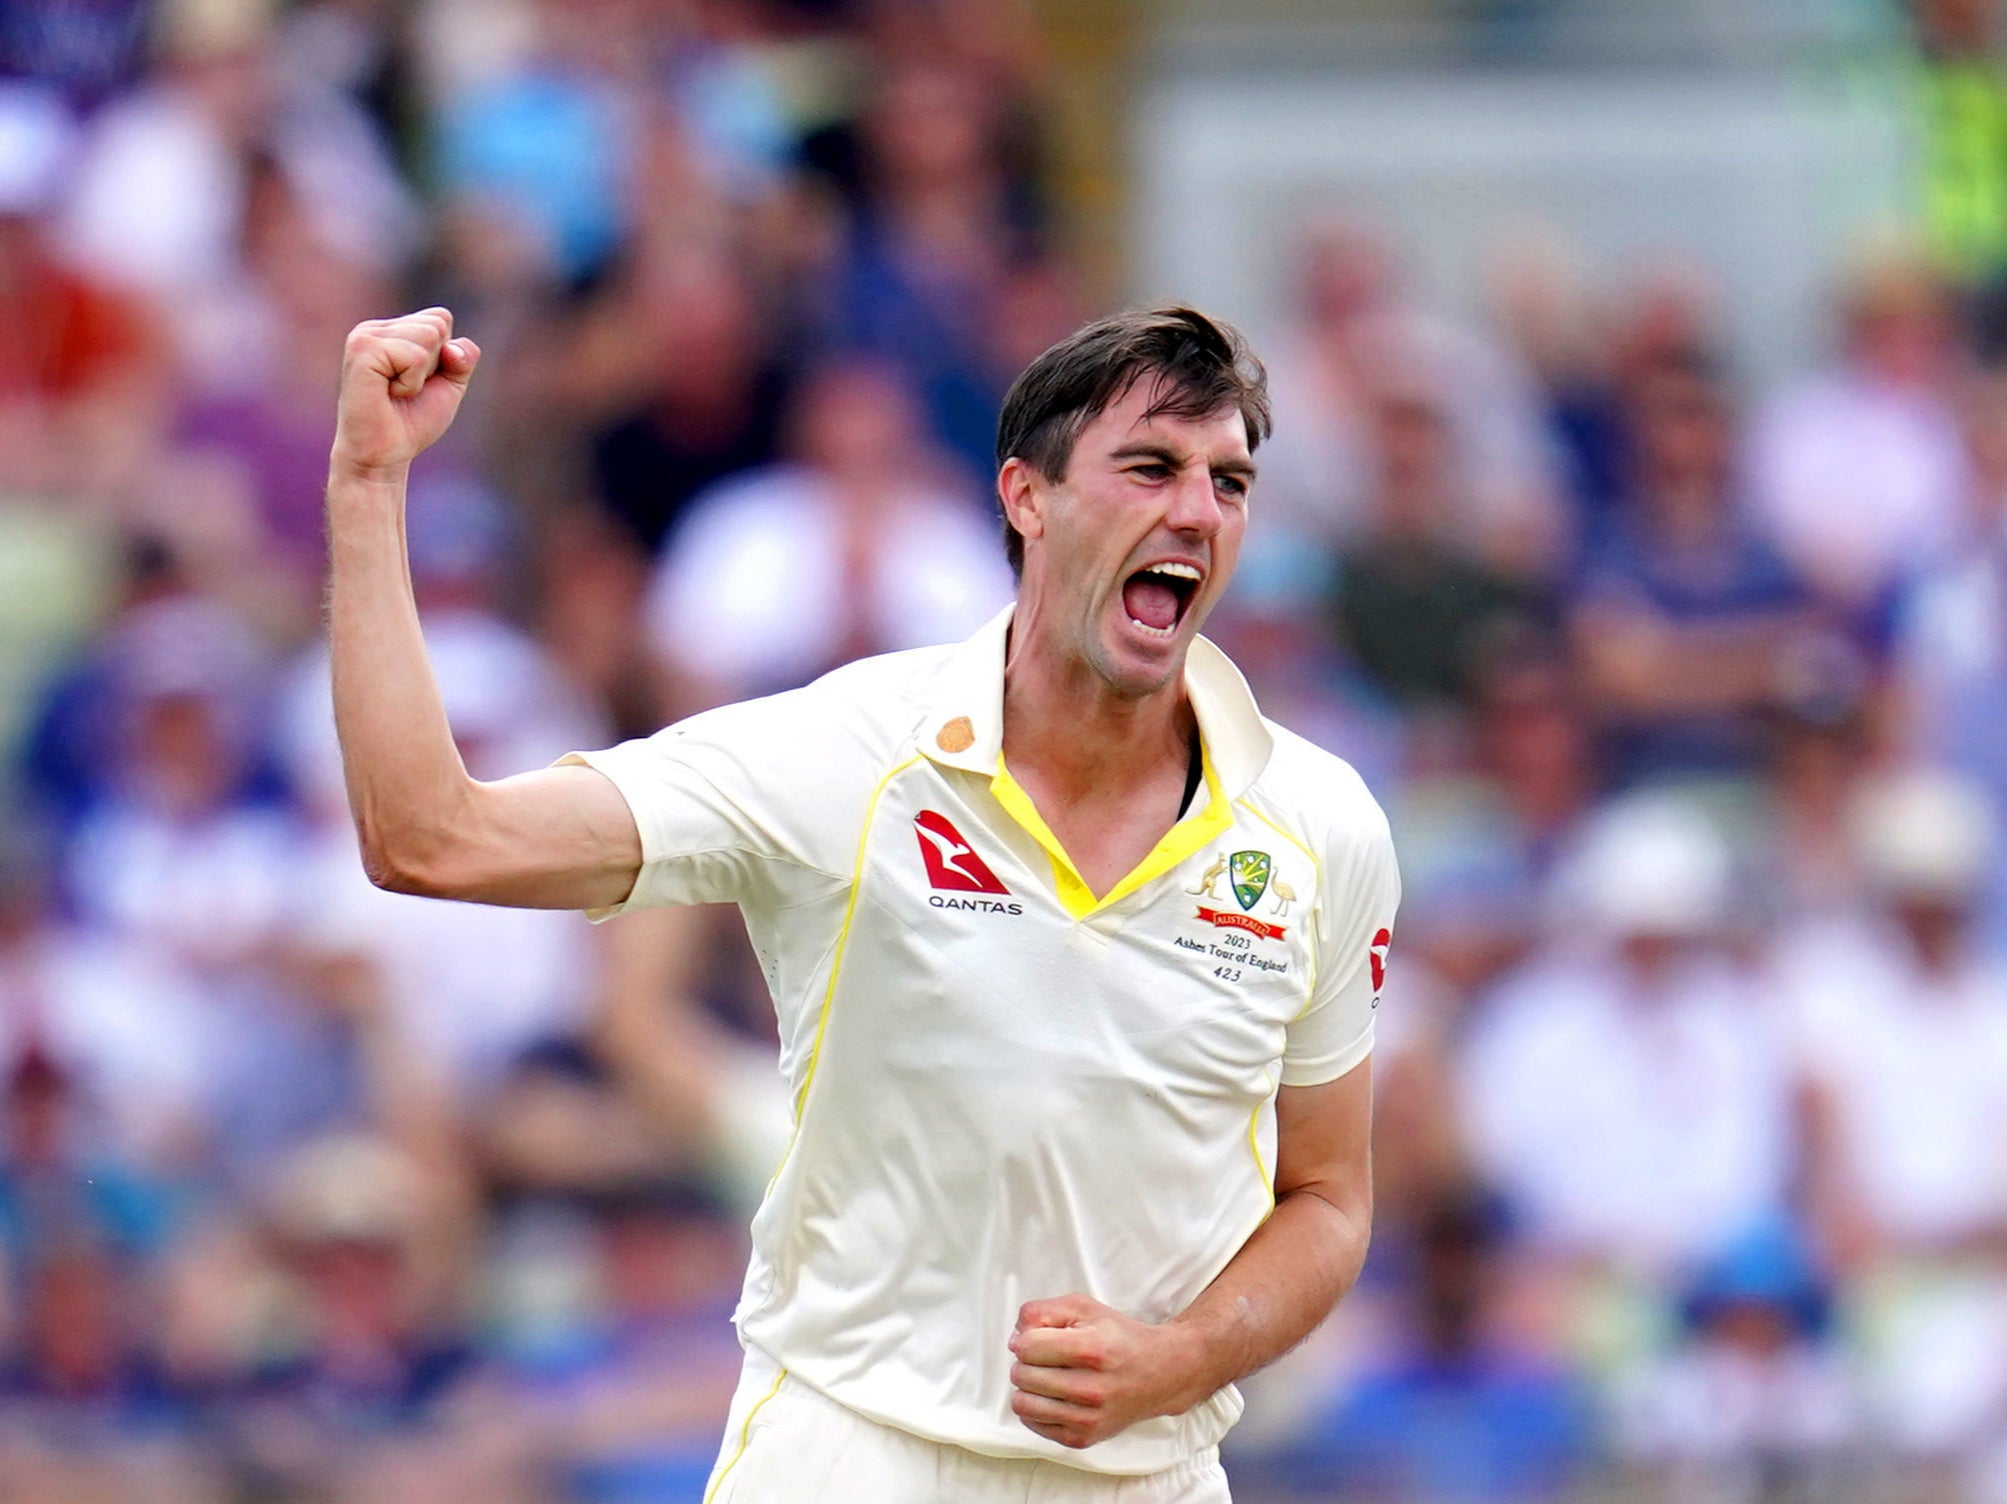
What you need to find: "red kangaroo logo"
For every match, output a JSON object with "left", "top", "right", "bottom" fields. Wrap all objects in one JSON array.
[
  {"left": 914, "top": 811, "right": 1010, "bottom": 895},
  {"left": 1369, "top": 928, "right": 1392, "bottom": 992}
]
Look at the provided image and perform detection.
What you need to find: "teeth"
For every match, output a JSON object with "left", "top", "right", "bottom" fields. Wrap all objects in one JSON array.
[
  {"left": 1147, "top": 562, "right": 1201, "bottom": 582},
  {"left": 1128, "top": 617, "right": 1177, "bottom": 637}
]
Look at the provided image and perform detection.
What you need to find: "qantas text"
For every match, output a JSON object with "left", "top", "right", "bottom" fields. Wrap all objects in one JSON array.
[{"left": 928, "top": 895, "right": 1024, "bottom": 915}]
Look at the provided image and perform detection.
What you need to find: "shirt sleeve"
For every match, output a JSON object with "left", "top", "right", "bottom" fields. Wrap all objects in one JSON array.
[
  {"left": 557, "top": 685, "right": 863, "bottom": 920},
  {"left": 1281, "top": 798, "right": 1401, "bottom": 1087}
]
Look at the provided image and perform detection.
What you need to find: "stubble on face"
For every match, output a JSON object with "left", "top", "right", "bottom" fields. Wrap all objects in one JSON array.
[{"left": 1017, "top": 382, "right": 1253, "bottom": 705}]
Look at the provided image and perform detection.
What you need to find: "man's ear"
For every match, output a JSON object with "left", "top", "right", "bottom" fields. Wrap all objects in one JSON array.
[{"left": 998, "top": 456, "right": 1046, "bottom": 547}]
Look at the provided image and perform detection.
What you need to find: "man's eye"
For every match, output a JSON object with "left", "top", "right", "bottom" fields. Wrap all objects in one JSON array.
[
  {"left": 1129, "top": 464, "right": 1170, "bottom": 481},
  {"left": 1216, "top": 475, "right": 1248, "bottom": 498}
]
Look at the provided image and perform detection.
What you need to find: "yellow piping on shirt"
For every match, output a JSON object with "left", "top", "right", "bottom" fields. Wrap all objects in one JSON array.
[
  {"left": 1247, "top": 1066, "right": 1276, "bottom": 1205},
  {"left": 702, "top": 1364, "right": 788, "bottom": 1504},
  {"left": 1237, "top": 797, "right": 1323, "bottom": 1018},
  {"left": 779, "top": 754, "right": 924, "bottom": 1141},
  {"left": 1236, "top": 800, "right": 1320, "bottom": 1207}
]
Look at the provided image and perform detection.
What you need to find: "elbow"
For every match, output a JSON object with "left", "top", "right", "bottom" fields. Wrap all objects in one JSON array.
[
  {"left": 1287, "top": 1180, "right": 1374, "bottom": 1262},
  {"left": 359, "top": 835, "right": 429, "bottom": 896},
  {"left": 356, "top": 818, "right": 458, "bottom": 899},
  {"left": 351, "top": 776, "right": 490, "bottom": 899}
]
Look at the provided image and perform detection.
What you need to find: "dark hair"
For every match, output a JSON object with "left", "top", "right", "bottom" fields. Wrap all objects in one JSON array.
[{"left": 994, "top": 306, "right": 1272, "bottom": 575}]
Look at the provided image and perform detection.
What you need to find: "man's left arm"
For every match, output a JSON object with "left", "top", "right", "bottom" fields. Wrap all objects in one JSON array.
[{"left": 1009, "top": 1061, "right": 1371, "bottom": 1449}]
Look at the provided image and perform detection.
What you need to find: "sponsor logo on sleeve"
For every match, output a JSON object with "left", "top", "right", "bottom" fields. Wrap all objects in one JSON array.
[{"left": 1369, "top": 927, "right": 1391, "bottom": 992}]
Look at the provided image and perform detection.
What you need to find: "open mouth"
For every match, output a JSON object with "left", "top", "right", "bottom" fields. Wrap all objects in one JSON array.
[{"left": 1120, "top": 561, "right": 1201, "bottom": 639}]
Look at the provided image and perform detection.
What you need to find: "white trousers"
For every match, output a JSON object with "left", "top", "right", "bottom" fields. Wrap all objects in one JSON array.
[{"left": 703, "top": 1348, "right": 1232, "bottom": 1504}]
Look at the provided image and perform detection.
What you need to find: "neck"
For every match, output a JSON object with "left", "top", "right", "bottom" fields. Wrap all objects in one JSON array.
[{"left": 999, "top": 608, "right": 1195, "bottom": 799}]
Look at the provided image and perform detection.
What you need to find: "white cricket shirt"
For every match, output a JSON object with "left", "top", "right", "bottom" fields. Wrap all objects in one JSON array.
[{"left": 563, "top": 606, "right": 1399, "bottom": 1474}]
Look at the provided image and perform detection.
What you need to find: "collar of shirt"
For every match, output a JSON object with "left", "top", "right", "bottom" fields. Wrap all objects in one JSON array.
[
  {"left": 914, "top": 606, "right": 1277, "bottom": 920},
  {"left": 916, "top": 605, "right": 1273, "bottom": 795}
]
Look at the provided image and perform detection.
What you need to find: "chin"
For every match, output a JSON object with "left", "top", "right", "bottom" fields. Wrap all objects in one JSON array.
[{"left": 1088, "top": 632, "right": 1185, "bottom": 699}]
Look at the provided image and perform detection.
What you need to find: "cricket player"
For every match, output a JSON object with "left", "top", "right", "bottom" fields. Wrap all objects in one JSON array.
[{"left": 327, "top": 304, "right": 1399, "bottom": 1501}]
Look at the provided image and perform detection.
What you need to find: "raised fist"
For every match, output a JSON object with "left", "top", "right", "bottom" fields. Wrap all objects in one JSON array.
[{"left": 330, "top": 307, "right": 481, "bottom": 479}]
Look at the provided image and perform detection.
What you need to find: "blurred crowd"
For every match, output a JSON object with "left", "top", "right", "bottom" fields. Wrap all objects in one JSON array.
[{"left": 3, "top": 1, "right": 2007, "bottom": 1502}]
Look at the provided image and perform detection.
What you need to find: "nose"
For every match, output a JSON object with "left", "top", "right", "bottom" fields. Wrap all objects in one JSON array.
[{"left": 1165, "top": 467, "right": 1225, "bottom": 539}]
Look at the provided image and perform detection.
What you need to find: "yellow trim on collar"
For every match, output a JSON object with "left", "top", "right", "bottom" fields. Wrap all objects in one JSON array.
[
  {"left": 916, "top": 606, "right": 1277, "bottom": 797},
  {"left": 990, "top": 750, "right": 1234, "bottom": 921}
]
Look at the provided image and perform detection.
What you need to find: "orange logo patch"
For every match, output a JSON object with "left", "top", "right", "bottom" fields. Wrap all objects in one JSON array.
[{"left": 936, "top": 716, "right": 975, "bottom": 753}]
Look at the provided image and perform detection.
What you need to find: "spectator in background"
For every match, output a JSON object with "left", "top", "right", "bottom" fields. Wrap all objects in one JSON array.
[
  {"left": 590, "top": 903, "right": 793, "bottom": 1214},
  {"left": 587, "top": 253, "right": 794, "bottom": 558},
  {"left": 1367, "top": 845, "right": 1540, "bottom": 1238},
  {"left": 1570, "top": 353, "right": 1832, "bottom": 789},
  {"left": 273, "top": 0, "right": 424, "bottom": 167},
  {"left": 1331, "top": 374, "right": 1550, "bottom": 717},
  {"left": 1460, "top": 796, "right": 1796, "bottom": 1287},
  {"left": 58, "top": 599, "right": 346, "bottom": 1168},
  {"left": 1488, "top": 226, "right": 1625, "bottom": 539},
  {"left": 0, "top": 1236, "right": 214, "bottom": 1504},
  {"left": 1780, "top": 768, "right": 2007, "bottom": 1494},
  {"left": 221, "top": 946, "right": 500, "bottom": 1504},
  {"left": 0, "top": 839, "right": 208, "bottom": 1172},
  {"left": 435, "top": 0, "right": 717, "bottom": 292},
  {"left": 0, "top": 82, "right": 166, "bottom": 504},
  {"left": 61, "top": 601, "right": 292, "bottom": 976},
  {"left": 528, "top": 1179, "right": 748, "bottom": 1504},
  {"left": 173, "top": 149, "right": 394, "bottom": 608},
  {"left": 60, "top": 0, "right": 415, "bottom": 385},
  {"left": 1907, "top": 0, "right": 2007, "bottom": 312},
  {"left": 477, "top": 1040, "right": 694, "bottom": 1205},
  {"left": 1615, "top": 1220, "right": 1859, "bottom": 1504},
  {"left": 1248, "top": 1186, "right": 1595, "bottom": 1504},
  {"left": 1259, "top": 215, "right": 1563, "bottom": 570},
  {"left": 19, "top": 535, "right": 222, "bottom": 835},
  {"left": 654, "top": 0, "right": 793, "bottom": 204},
  {"left": 1749, "top": 246, "right": 1970, "bottom": 615},
  {"left": 230, "top": 1131, "right": 490, "bottom": 1504},
  {"left": 642, "top": 357, "right": 1012, "bottom": 708},
  {"left": 58, "top": 0, "right": 272, "bottom": 337},
  {"left": 0, "top": 1043, "right": 186, "bottom": 1298},
  {"left": 434, "top": 0, "right": 788, "bottom": 292},
  {"left": 1896, "top": 369, "right": 2007, "bottom": 857},
  {"left": 1486, "top": 236, "right": 1731, "bottom": 549},
  {"left": 823, "top": 57, "right": 1048, "bottom": 478},
  {"left": 1758, "top": 692, "right": 1884, "bottom": 925},
  {"left": 1468, "top": 644, "right": 1597, "bottom": 870}
]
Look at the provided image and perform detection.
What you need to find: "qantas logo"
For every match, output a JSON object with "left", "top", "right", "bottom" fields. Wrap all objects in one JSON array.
[
  {"left": 914, "top": 810, "right": 1011, "bottom": 895},
  {"left": 1369, "top": 927, "right": 1392, "bottom": 993}
]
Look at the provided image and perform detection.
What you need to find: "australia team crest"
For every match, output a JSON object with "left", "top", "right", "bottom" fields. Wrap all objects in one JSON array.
[
  {"left": 1228, "top": 850, "right": 1269, "bottom": 912},
  {"left": 1189, "top": 847, "right": 1296, "bottom": 939}
]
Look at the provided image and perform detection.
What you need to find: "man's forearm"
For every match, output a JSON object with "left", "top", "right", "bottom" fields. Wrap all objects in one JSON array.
[
  {"left": 327, "top": 462, "right": 478, "bottom": 888},
  {"left": 1009, "top": 1069, "right": 1374, "bottom": 1449},
  {"left": 321, "top": 313, "right": 641, "bottom": 912},
  {"left": 325, "top": 312, "right": 491, "bottom": 891},
  {"left": 1160, "top": 1184, "right": 1370, "bottom": 1411}
]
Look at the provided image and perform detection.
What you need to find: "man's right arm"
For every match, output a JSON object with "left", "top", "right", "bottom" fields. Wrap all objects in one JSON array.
[{"left": 328, "top": 309, "right": 641, "bottom": 911}]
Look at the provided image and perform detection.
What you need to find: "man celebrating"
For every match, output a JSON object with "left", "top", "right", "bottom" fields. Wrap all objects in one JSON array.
[{"left": 327, "top": 305, "right": 1398, "bottom": 1502}]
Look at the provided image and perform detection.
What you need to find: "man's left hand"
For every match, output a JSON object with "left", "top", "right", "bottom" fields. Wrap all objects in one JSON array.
[{"left": 1008, "top": 1293, "right": 1204, "bottom": 1449}]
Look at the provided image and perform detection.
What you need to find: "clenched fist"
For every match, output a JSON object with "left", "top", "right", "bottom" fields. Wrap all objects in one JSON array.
[
  {"left": 329, "top": 307, "right": 481, "bottom": 480},
  {"left": 1008, "top": 1293, "right": 1206, "bottom": 1449}
]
